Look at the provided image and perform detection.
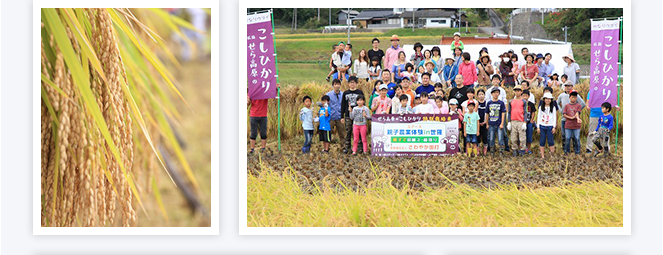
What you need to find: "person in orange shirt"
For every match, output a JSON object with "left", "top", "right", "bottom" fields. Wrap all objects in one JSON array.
[{"left": 400, "top": 76, "right": 416, "bottom": 107}]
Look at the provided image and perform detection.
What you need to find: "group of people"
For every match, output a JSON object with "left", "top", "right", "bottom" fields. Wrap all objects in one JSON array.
[
  {"left": 324, "top": 33, "right": 582, "bottom": 90},
  {"left": 248, "top": 34, "right": 617, "bottom": 159},
  {"left": 298, "top": 73, "right": 614, "bottom": 158}
]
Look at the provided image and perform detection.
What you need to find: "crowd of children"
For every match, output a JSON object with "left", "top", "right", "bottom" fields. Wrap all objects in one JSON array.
[{"left": 294, "top": 34, "right": 618, "bottom": 157}]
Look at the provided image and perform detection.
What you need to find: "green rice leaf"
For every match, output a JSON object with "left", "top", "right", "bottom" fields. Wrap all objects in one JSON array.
[
  {"left": 60, "top": 8, "right": 108, "bottom": 84},
  {"left": 108, "top": 8, "right": 191, "bottom": 111}
]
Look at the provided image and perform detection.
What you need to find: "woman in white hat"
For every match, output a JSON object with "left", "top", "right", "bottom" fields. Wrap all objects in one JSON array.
[
  {"left": 536, "top": 92, "right": 558, "bottom": 158},
  {"left": 562, "top": 54, "right": 581, "bottom": 84}
]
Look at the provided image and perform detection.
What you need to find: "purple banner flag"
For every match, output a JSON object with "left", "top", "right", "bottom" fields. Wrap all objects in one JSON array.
[
  {"left": 247, "top": 12, "right": 277, "bottom": 100},
  {"left": 371, "top": 114, "right": 460, "bottom": 157},
  {"left": 589, "top": 20, "right": 620, "bottom": 108}
]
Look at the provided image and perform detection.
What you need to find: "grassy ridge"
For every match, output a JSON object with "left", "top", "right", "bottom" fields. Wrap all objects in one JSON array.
[
  {"left": 248, "top": 166, "right": 623, "bottom": 227},
  {"left": 274, "top": 28, "right": 488, "bottom": 62}
]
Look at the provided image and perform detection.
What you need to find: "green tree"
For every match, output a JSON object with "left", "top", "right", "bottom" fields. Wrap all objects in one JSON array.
[
  {"left": 248, "top": 8, "right": 365, "bottom": 29},
  {"left": 544, "top": 8, "right": 623, "bottom": 43}
]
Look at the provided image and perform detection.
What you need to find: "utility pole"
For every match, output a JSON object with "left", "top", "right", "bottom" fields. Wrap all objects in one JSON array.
[
  {"left": 292, "top": 8, "right": 297, "bottom": 31},
  {"left": 318, "top": 8, "right": 320, "bottom": 21},
  {"left": 412, "top": 9, "right": 415, "bottom": 32},
  {"left": 291, "top": 8, "right": 294, "bottom": 32},
  {"left": 509, "top": 13, "right": 513, "bottom": 43},
  {"left": 562, "top": 26, "right": 569, "bottom": 43},
  {"left": 347, "top": 8, "right": 351, "bottom": 43},
  {"left": 458, "top": 8, "right": 461, "bottom": 33}
]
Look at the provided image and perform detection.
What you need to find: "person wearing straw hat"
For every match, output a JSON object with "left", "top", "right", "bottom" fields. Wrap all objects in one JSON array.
[
  {"left": 442, "top": 56, "right": 459, "bottom": 88},
  {"left": 450, "top": 32, "right": 465, "bottom": 52},
  {"left": 384, "top": 35, "right": 404, "bottom": 73},
  {"left": 475, "top": 47, "right": 489, "bottom": 66},
  {"left": 477, "top": 52, "right": 494, "bottom": 86},
  {"left": 417, "top": 49, "right": 439, "bottom": 73},
  {"left": 423, "top": 61, "right": 442, "bottom": 84},
  {"left": 562, "top": 54, "right": 581, "bottom": 84}
]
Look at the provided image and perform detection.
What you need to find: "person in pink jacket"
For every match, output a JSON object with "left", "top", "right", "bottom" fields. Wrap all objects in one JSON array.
[
  {"left": 384, "top": 35, "right": 404, "bottom": 73},
  {"left": 458, "top": 52, "right": 477, "bottom": 88}
]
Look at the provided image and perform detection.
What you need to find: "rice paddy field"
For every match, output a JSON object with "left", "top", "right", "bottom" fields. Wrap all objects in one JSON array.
[{"left": 246, "top": 31, "right": 624, "bottom": 228}]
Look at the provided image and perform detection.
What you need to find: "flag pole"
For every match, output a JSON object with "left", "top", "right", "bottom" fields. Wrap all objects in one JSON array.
[
  {"left": 270, "top": 9, "right": 282, "bottom": 151},
  {"left": 614, "top": 16, "right": 622, "bottom": 152}
]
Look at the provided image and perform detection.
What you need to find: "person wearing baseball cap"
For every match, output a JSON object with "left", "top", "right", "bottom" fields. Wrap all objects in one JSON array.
[
  {"left": 507, "top": 49, "right": 515, "bottom": 57},
  {"left": 562, "top": 54, "right": 581, "bottom": 84},
  {"left": 486, "top": 84, "right": 507, "bottom": 154},
  {"left": 384, "top": 35, "right": 404, "bottom": 73},
  {"left": 448, "top": 97, "right": 464, "bottom": 143},
  {"left": 463, "top": 99, "right": 481, "bottom": 157},
  {"left": 371, "top": 83, "right": 392, "bottom": 114},
  {"left": 451, "top": 32, "right": 464, "bottom": 52}
]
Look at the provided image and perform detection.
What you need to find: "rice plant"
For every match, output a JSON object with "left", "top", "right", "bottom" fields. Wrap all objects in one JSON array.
[
  {"left": 248, "top": 156, "right": 623, "bottom": 227},
  {"left": 41, "top": 8, "right": 204, "bottom": 227}
]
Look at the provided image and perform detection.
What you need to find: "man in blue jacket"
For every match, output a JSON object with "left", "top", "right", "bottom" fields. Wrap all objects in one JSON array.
[{"left": 326, "top": 79, "right": 345, "bottom": 145}]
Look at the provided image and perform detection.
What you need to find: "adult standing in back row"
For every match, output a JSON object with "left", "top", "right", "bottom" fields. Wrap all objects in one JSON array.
[
  {"left": 326, "top": 79, "right": 345, "bottom": 147},
  {"left": 458, "top": 52, "right": 477, "bottom": 88},
  {"left": 368, "top": 37, "right": 385, "bottom": 67},
  {"left": 476, "top": 53, "right": 494, "bottom": 86},
  {"left": 562, "top": 54, "right": 581, "bottom": 84},
  {"left": 519, "top": 54, "right": 539, "bottom": 87},
  {"left": 384, "top": 35, "right": 404, "bottom": 73}
]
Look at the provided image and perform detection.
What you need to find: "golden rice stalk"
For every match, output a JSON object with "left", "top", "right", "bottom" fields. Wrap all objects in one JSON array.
[{"left": 41, "top": 8, "right": 134, "bottom": 227}]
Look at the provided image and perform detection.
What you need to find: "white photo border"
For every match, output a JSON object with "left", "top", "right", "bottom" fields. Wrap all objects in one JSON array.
[
  {"left": 33, "top": 0, "right": 219, "bottom": 235},
  {"left": 239, "top": 0, "right": 631, "bottom": 235}
]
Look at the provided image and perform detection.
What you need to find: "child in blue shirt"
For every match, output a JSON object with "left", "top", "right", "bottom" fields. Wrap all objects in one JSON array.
[
  {"left": 590, "top": 102, "right": 614, "bottom": 157},
  {"left": 318, "top": 95, "right": 332, "bottom": 153},
  {"left": 299, "top": 96, "right": 314, "bottom": 154}
]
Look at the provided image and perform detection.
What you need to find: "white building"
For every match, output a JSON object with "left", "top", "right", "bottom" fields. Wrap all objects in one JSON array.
[{"left": 355, "top": 8, "right": 458, "bottom": 29}]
